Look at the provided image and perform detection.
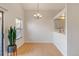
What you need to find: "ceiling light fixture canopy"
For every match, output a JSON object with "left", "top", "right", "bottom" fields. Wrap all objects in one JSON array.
[{"left": 33, "top": 3, "right": 42, "bottom": 19}]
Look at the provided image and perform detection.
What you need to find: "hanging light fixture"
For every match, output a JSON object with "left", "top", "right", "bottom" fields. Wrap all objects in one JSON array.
[{"left": 33, "top": 3, "right": 42, "bottom": 19}]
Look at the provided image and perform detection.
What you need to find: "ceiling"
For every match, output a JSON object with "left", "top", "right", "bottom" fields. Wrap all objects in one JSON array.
[{"left": 23, "top": 3, "right": 65, "bottom": 11}]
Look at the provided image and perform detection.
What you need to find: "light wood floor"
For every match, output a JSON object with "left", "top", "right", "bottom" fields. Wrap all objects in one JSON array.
[{"left": 17, "top": 43, "right": 63, "bottom": 56}]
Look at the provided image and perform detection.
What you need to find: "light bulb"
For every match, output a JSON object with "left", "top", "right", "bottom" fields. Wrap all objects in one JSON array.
[
  {"left": 37, "top": 13, "right": 40, "bottom": 16},
  {"left": 34, "top": 14, "right": 37, "bottom": 17},
  {"left": 33, "top": 13, "right": 42, "bottom": 18},
  {"left": 39, "top": 15, "right": 42, "bottom": 18}
]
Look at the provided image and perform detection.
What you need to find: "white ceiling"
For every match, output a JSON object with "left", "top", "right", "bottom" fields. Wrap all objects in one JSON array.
[{"left": 23, "top": 3, "right": 65, "bottom": 11}]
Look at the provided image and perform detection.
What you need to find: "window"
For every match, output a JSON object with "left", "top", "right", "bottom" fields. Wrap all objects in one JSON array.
[{"left": 16, "top": 18, "right": 23, "bottom": 39}]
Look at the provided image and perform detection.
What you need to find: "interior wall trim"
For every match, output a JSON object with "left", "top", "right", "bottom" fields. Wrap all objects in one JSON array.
[
  {"left": 0, "top": 6, "right": 8, "bottom": 11},
  {"left": 25, "top": 41, "right": 53, "bottom": 43}
]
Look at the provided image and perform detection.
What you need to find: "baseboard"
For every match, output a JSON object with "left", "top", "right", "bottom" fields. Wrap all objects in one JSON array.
[
  {"left": 25, "top": 41, "right": 53, "bottom": 43},
  {"left": 53, "top": 42, "right": 65, "bottom": 56},
  {"left": 17, "top": 41, "right": 24, "bottom": 48},
  {"left": 16, "top": 39, "right": 24, "bottom": 48}
]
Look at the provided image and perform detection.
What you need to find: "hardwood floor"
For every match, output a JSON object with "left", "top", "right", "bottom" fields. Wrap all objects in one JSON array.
[{"left": 17, "top": 43, "right": 63, "bottom": 56}]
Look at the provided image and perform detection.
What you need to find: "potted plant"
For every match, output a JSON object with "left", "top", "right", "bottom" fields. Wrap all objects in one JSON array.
[{"left": 8, "top": 26, "right": 17, "bottom": 55}]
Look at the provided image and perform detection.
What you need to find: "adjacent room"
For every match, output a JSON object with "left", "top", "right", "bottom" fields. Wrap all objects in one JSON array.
[{"left": 0, "top": 3, "right": 67, "bottom": 56}]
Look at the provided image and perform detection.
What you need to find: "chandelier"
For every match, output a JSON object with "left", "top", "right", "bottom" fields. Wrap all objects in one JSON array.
[{"left": 33, "top": 3, "right": 42, "bottom": 19}]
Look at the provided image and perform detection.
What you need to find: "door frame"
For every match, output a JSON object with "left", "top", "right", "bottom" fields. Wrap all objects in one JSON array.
[{"left": 0, "top": 11, "right": 4, "bottom": 56}]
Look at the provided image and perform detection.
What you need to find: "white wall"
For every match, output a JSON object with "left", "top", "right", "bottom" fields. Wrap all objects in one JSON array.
[
  {"left": 0, "top": 4, "right": 25, "bottom": 55},
  {"left": 24, "top": 10, "right": 60, "bottom": 42},
  {"left": 67, "top": 4, "right": 79, "bottom": 56},
  {"left": 53, "top": 32, "right": 67, "bottom": 55}
]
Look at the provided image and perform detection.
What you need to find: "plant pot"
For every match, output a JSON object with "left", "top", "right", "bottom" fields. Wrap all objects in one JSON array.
[
  {"left": 7, "top": 44, "right": 17, "bottom": 56},
  {"left": 8, "top": 45, "right": 15, "bottom": 53}
]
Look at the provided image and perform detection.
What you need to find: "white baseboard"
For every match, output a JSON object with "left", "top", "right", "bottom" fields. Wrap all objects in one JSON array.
[
  {"left": 53, "top": 42, "right": 64, "bottom": 56},
  {"left": 25, "top": 41, "right": 53, "bottom": 43},
  {"left": 16, "top": 38, "right": 24, "bottom": 48}
]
